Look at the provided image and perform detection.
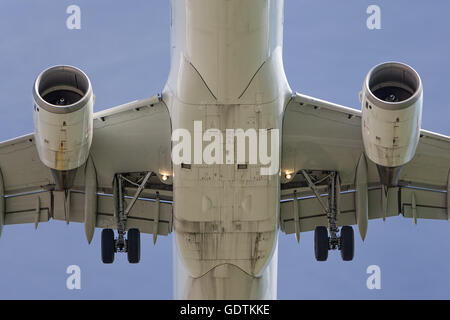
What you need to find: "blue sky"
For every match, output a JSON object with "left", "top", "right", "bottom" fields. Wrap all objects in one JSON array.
[{"left": 0, "top": 0, "right": 449, "bottom": 299}]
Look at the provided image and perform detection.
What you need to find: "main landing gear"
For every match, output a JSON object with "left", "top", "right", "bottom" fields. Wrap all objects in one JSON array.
[
  {"left": 101, "top": 228, "right": 141, "bottom": 264},
  {"left": 314, "top": 225, "right": 354, "bottom": 262},
  {"left": 301, "top": 170, "right": 355, "bottom": 262},
  {"left": 101, "top": 172, "right": 151, "bottom": 264}
]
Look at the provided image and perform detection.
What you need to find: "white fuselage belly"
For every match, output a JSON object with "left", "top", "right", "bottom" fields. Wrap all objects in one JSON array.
[{"left": 163, "top": 0, "right": 291, "bottom": 299}]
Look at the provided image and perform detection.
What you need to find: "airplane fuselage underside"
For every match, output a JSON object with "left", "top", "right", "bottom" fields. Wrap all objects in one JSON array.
[{"left": 163, "top": 0, "right": 291, "bottom": 299}]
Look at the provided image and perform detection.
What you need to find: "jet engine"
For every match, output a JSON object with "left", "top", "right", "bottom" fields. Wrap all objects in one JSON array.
[
  {"left": 33, "top": 65, "right": 94, "bottom": 190},
  {"left": 360, "top": 62, "right": 423, "bottom": 186}
]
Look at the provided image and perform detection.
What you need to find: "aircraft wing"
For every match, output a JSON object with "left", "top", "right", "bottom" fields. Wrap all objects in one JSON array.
[
  {"left": 0, "top": 95, "right": 173, "bottom": 241},
  {"left": 280, "top": 92, "right": 450, "bottom": 238}
]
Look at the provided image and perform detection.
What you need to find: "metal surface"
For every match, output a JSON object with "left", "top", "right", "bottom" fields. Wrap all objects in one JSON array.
[
  {"left": 361, "top": 62, "right": 423, "bottom": 168},
  {"left": 34, "top": 67, "right": 94, "bottom": 172},
  {"left": 376, "top": 164, "right": 403, "bottom": 187},
  {"left": 84, "top": 156, "right": 97, "bottom": 244},
  {"left": 448, "top": 170, "right": 450, "bottom": 224},
  {"left": 33, "top": 65, "right": 93, "bottom": 114},
  {"left": 113, "top": 172, "right": 152, "bottom": 253},
  {"left": 0, "top": 0, "right": 448, "bottom": 301},
  {"left": 51, "top": 168, "right": 77, "bottom": 191},
  {"left": 124, "top": 172, "right": 152, "bottom": 219},
  {"left": 364, "top": 62, "right": 422, "bottom": 111},
  {"left": 168, "top": 0, "right": 289, "bottom": 299},
  {"left": 355, "top": 153, "right": 369, "bottom": 241},
  {"left": 0, "top": 168, "right": 4, "bottom": 237},
  {"left": 301, "top": 170, "right": 342, "bottom": 249}
]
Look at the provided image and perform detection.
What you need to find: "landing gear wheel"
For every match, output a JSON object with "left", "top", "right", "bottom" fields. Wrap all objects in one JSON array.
[
  {"left": 127, "top": 228, "right": 141, "bottom": 264},
  {"left": 340, "top": 226, "right": 354, "bottom": 261},
  {"left": 314, "top": 226, "right": 329, "bottom": 261},
  {"left": 101, "top": 229, "right": 115, "bottom": 264}
]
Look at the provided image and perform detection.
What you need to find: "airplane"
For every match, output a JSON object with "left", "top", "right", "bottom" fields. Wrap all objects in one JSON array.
[{"left": 0, "top": 0, "right": 449, "bottom": 300}]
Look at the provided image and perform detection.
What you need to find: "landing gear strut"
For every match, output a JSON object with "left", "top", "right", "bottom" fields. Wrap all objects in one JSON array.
[
  {"left": 302, "top": 170, "right": 355, "bottom": 262},
  {"left": 100, "top": 172, "right": 151, "bottom": 264}
]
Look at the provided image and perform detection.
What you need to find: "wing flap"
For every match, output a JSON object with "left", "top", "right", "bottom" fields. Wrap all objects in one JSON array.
[
  {"left": 281, "top": 187, "right": 399, "bottom": 234},
  {"left": 52, "top": 191, "right": 172, "bottom": 235},
  {"left": 280, "top": 185, "right": 447, "bottom": 234},
  {"left": 4, "top": 191, "right": 51, "bottom": 225},
  {"left": 3, "top": 190, "right": 172, "bottom": 236},
  {"left": 402, "top": 132, "right": 450, "bottom": 189},
  {"left": 400, "top": 187, "right": 448, "bottom": 221},
  {"left": 0, "top": 136, "right": 52, "bottom": 195}
]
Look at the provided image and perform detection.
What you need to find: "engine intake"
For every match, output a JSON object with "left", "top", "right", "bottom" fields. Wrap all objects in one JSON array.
[
  {"left": 33, "top": 66, "right": 94, "bottom": 190},
  {"left": 361, "top": 62, "right": 423, "bottom": 186},
  {"left": 366, "top": 62, "right": 422, "bottom": 107}
]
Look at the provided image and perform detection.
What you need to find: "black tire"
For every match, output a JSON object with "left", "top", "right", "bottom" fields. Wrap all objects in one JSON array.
[
  {"left": 127, "top": 228, "right": 141, "bottom": 264},
  {"left": 314, "top": 226, "right": 329, "bottom": 261},
  {"left": 340, "top": 226, "right": 354, "bottom": 261},
  {"left": 101, "top": 229, "right": 115, "bottom": 264}
]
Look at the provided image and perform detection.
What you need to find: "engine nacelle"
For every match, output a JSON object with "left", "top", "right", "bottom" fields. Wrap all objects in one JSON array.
[
  {"left": 361, "top": 62, "right": 423, "bottom": 186},
  {"left": 33, "top": 65, "right": 94, "bottom": 190}
]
